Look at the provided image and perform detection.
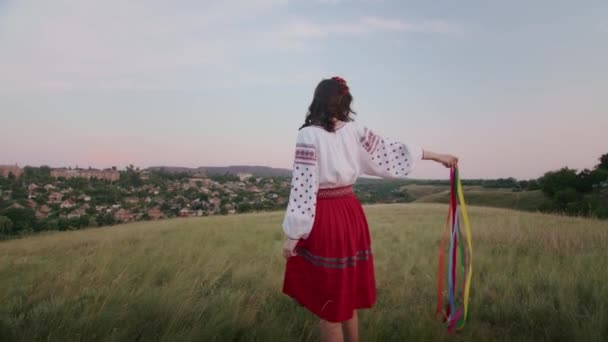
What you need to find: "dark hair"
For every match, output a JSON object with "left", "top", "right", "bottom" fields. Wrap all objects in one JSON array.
[{"left": 300, "top": 77, "right": 356, "bottom": 132}]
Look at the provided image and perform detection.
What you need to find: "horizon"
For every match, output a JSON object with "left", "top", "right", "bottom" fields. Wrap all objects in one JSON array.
[
  {"left": 2, "top": 161, "right": 605, "bottom": 181},
  {"left": 1, "top": 0, "right": 607, "bottom": 180}
]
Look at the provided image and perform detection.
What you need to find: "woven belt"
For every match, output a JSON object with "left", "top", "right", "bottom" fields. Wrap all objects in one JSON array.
[{"left": 317, "top": 185, "right": 354, "bottom": 198}]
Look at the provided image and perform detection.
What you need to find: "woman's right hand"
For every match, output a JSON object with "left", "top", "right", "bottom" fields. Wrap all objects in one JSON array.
[
  {"left": 437, "top": 154, "right": 459, "bottom": 168},
  {"left": 422, "top": 150, "right": 459, "bottom": 168}
]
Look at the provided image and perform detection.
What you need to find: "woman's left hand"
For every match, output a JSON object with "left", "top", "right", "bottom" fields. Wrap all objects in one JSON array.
[{"left": 283, "top": 237, "right": 299, "bottom": 259}]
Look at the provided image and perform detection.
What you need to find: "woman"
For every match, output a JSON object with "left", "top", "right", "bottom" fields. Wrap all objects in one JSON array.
[{"left": 282, "top": 76, "right": 458, "bottom": 342}]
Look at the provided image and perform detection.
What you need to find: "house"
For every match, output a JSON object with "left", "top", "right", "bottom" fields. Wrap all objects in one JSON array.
[
  {"left": 114, "top": 209, "right": 133, "bottom": 222},
  {"left": 48, "top": 192, "right": 63, "bottom": 203},
  {"left": 188, "top": 178, "right": 205, "bottom": 186},
  {"left": 124, "top": 197, "right": 139, "bottom": 205},
  {"left": 209, "top": 197, "right": 221, "bottom": 213},
  {"left": 147, "top": 207, "right": 164, "bottom": 220},
  {"left": 179, "top": 208, "right": 191, "bottom": 217},
  {"left": 35, "top": 205, "right": 51, "bottom": 219},
  {"left": 60, "top": 200, "right": 75, "bottom": 209},
  {"left": 39, "top": 205, "right": 52, "bottom": 214},
  {"left": 27, "top": 183, "right": 39, "bottom": 192},
  {"left": 248, "top": 185, "right": 262, "bottom": 193},
  {"left": 9, "top": 202, "right": 24, "bottom": 209},
  {"left": 0, "top": 164, "right": 22, "bottom": 178},
  {"left": 67, "top": 208, "right": 86, "bottom": 219},
  {"left": 60, "top": 187, "right": 74, "bottom": 194},
  {"left": 35, "top": 210, "right": 48, "bottom": 219},
  {"left": 50, "top": 168, "right": 119, "bottom": 182},
  {"left": 78, "top": 194, "right": 92, "bottom": 202},
  {"left": 44, "top": 184, "right": 56, "bottom": 191},
  {"left": 237, "top": 172, "right": 253, "bottom": 181},
  {"left": 25, "top": 199, "right": 37, "bottom": 208}
]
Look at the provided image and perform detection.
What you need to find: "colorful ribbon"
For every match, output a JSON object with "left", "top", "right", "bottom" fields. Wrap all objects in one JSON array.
[{"left": 435, "top": 167, "right": 473, "bottom": 332}]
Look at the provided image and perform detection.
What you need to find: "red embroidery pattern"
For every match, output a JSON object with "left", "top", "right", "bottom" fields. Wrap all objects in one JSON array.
[
  {"left": 317, "top": 185, "right": 354, "bottom": 198},
  {"left": 295, "top": 145, "right": 317, "bottom": 165},
  {"left": 361, "top": 128, "right": 380, "bottom": 154}
]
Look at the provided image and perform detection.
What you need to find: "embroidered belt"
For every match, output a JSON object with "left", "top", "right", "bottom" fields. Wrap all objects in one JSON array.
[
  {"left": 317, "top": 185, "right": 354, "bottom": 199},
  {"left": 295, "top": 246, "right": 372, "bottom": 269}
]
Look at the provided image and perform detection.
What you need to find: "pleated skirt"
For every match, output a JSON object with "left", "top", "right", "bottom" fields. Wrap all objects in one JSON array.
[{"left": 282, "top": 185, "right": 377, "bottom": 322}]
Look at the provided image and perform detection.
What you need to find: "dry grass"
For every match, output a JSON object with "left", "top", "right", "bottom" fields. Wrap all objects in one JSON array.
[
  {"left": 413, "top": 186, "right": 546, "bottom": 212},
  {"left": 1, "top": 204, "right": 607, "bottom": 341}
]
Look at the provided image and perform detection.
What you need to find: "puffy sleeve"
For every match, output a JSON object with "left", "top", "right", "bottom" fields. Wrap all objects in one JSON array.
[
  {"left": 357, "top": 124, "right": 423, "bottom": 179},
  {"left": 282, "top": 129, "right": 320, "bottom": 240}
]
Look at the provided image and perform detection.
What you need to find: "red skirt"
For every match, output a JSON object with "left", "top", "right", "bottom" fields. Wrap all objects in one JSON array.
[{"left": 282, "top": 185, "right": 377, "bottom": 322}]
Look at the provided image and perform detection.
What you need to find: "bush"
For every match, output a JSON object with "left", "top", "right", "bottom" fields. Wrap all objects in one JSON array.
[
  {"left": 0, "top": 215, "right": 14, "bottom": 235},
  {"left": 0, "top": 208, "right": 35, "bottom": 234}
]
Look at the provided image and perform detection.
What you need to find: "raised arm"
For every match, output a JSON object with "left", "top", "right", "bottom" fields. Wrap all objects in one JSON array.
[{"left": 357, "top": 123, "right": 457, "bottom": 178}]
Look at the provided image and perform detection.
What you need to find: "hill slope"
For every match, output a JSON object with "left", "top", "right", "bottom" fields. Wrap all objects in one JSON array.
[
  {"left": 405, "top": 184, "right": 546, "bottom": 212},
  {"left": 1, "top": 204, "right": 607, "bottom": 341}
]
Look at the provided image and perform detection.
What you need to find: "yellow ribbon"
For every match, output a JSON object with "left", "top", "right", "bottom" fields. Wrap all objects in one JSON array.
[{"left": 455, "top": 169, "right": 473, "bottom": 329}]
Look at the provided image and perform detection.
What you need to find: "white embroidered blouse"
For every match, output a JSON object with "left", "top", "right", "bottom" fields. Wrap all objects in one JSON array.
[{"left": 282, "top": 121, "right": 423, "bottom": 240}]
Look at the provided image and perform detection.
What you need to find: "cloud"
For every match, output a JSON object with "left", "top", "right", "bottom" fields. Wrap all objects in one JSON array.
[
  {"left": 0, "top": 0, "right": 458, "bottom": 93},
  {"left": 313, "top": 0, "right": 384, "bottom": 4},
  {"left": 0, "top": 0, "right": 294, "bottom": 93},
  {"left": 283, "top": 16, "right": 462, "bottom": 38}
]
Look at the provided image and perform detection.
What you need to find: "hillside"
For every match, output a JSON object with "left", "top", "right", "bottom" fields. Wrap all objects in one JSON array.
[
  {"left": 1, "top": 204, "right": 608, "bottom": 341},
  {"left": 403, "top": 184, "right": 546, "bottom": 212}
]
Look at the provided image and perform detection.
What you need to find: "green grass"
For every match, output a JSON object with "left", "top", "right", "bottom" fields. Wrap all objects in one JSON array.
[
  {"left": 410, "top": 185, "right": 546, "bottom": 212},
  {"left": 1, "top": 204, "right": 608, "bottom": 341}
]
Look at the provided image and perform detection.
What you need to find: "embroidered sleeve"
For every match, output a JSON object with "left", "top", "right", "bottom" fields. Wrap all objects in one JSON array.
[
  {"left": 282, "top": 130, "right": 319, "bottom": 240},
  {"left": 358, "top": 125, "right": 423, "bottom": 179}
]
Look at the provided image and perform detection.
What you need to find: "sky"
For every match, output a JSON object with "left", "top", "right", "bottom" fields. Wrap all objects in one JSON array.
[{"left": 0, "top": 0, "right": 607, "bottom": 179}]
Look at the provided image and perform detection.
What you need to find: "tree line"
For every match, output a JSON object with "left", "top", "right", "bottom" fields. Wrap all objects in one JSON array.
[{"left": 537, "top": 153, "right": 608, "bottom": 218}]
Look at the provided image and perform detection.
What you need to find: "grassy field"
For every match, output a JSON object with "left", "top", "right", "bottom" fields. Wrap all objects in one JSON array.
[
  {"left": 403, "top": 184, "right": 546, "bottom": 212},
  {"left": 1, "top": 204, "right": 608, "bottom": 341}
]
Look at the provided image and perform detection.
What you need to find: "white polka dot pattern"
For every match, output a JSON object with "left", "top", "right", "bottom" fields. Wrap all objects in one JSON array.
[
  {"left": 359, "top": 127, "right": 420, "bottom": 179},
  {"left": 283, "top": 135, "right": 320, "bottom": 240}
]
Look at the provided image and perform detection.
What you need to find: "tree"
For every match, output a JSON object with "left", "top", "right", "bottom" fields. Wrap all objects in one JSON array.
[
  {"left": 118, "top": 165, "right": 143, "bottom": 188},
  {"left": 576, "top": 169, "right": 595, "bottom": 193},
  {"left": 597, "top": 153, "right": 608, "bottom": 171},
  {"left": 0, "top": 215, "right": 14, "bottom": 235},
  {"left": 0, "top": 208, "right": 35, "bottom": 233},
  {"left": 10, "top": 181, "right": 27, "bottom": 200},
  {"left": 538, "top": 168, "right": 578, "bottom": 197},
  {"left": 237, "top": 202, "right": 252, "bottom": 213}
]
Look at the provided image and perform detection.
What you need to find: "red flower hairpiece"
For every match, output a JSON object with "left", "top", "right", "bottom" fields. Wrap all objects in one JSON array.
[{"left": 331, "top": 76, "right": 349, "bottom": 95}]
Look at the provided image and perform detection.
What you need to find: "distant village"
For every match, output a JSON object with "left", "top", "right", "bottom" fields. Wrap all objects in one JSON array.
[{"left": 0, "top": 164, "right": 293, "bottom": 235}]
